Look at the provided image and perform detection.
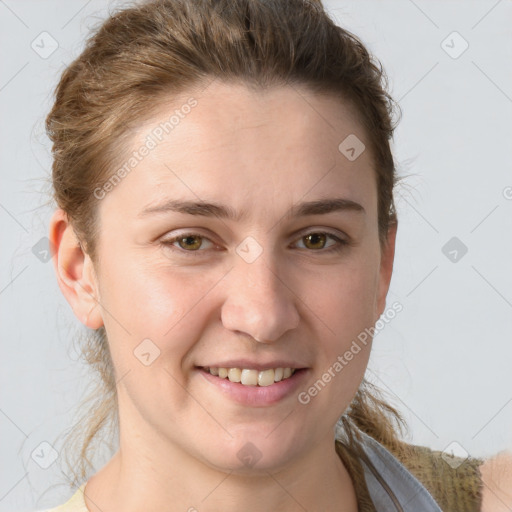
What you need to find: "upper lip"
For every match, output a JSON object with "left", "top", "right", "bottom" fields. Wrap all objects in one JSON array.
[{"left": 197, "top": 359, "right": 308, "bottom": 370}]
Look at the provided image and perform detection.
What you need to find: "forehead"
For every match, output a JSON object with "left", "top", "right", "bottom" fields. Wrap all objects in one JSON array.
[
  {"left": 101, "top": 81, "right": 376, "bottom": 220},
  {"left": 146, "top": 81, "right": 366, "bottom": 161}
]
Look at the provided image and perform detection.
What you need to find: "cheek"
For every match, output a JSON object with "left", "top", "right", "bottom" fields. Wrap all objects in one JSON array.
[
  {"left": 96, "top": 251, "right": 221, "bottom": 373},
  {"left": 297, "top": 248, "right": 379, "bottom": 385},
  {"left": 96, "top": 255, "right": 226, "bottom": 421},
  {"left": 295, "top": 263, "right": 377, "bottom": 421},
  {"left": 300, "top": 253, "right": 380, "bottom": 340}
]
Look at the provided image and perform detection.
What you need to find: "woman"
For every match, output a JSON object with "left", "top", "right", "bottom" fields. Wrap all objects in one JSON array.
[{"left": 41, "top": 0, "right": 510, "bottom": 510}]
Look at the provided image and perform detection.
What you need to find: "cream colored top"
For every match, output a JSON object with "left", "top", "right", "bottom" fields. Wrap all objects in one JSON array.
[{"left": 43, "top": 483, "right": 88, "bottom": 512}]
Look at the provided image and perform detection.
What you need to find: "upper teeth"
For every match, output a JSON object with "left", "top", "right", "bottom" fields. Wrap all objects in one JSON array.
[{"left": 206, "top": 367, "right": 296, "bottom": 386}]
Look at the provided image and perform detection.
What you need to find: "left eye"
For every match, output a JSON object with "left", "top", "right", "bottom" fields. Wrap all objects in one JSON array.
[{"left": 295, "top": 232, "right": 341, "bottom": 251}]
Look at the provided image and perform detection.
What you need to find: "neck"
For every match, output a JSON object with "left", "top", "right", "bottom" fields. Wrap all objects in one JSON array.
[
  {"left": 86, "top": 447, "right": 357, "bottom": 512},
  {"left": 84, "top": 411, "right": 358, "bottom": 512}
]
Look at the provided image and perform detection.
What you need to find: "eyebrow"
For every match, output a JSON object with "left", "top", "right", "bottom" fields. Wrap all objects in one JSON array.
[{"left": 138, "top": 197, "right": 365, "bottom": 221}]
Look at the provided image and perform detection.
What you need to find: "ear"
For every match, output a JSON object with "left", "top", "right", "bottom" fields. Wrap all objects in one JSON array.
[
  {"left": 49, "top": 209, "right": 104, "bottom": 329},
  {"left": 375, "top": 222, "right": 397, "bottom": 318}
]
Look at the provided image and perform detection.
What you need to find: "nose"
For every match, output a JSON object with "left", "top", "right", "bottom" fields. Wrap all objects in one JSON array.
[{"left": 220, "top": 255, "right": 300, "bottom": 343}]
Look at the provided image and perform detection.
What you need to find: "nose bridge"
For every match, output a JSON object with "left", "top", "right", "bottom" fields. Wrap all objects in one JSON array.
[{"left": 221, "top": 249, "right": 300, "bottom": 343}]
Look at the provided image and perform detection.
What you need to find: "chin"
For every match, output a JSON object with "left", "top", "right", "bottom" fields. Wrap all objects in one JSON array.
[{"left": 198, "top": 433, "right": 302, "bottom": 474}]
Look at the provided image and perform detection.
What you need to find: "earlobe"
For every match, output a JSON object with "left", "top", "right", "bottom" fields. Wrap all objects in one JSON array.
[
  {"left": 375, "top": 222, "right": 398, "bottom": 318},
  {"left": 49, "top": 209, "right": 104, "bottom": 330}
]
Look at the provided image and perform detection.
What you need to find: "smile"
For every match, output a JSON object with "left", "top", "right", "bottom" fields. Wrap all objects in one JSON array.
[{"left": 201, "top": 366, "right": 297, "bottom": 386}]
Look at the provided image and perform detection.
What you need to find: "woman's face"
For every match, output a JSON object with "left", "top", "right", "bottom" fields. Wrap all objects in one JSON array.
[{"left": 59, "top": 81, "right": 395, "bottom": 473}]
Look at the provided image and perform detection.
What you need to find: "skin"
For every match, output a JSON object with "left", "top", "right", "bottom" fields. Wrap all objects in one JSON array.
[
  {"left": 50, "top": 80, "right": 397, "bottom": 512},
  {"left": 480, "top": 453, "right": 512, "bottom": 512}
]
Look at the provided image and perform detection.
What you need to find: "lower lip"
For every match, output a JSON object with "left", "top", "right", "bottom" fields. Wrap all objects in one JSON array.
[{"left": 197, "top": 368, "right": 309, "bottom": 407}]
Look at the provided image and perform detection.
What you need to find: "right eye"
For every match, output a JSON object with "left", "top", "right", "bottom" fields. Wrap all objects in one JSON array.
[{"left": 161, "top": 233, "right": 216, "bottom": 254}]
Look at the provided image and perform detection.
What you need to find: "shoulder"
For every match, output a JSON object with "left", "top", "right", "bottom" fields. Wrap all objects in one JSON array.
[
  {"left": 353, "top": 431, "right": 444, "bottom": 510},
  {"left": 479, "top": 450, "right": 512, "bottom": 512},
  {"left": 375, "top": 439, "right": 484, "bottom": 512},
  {"left": 38, "top": 483, "right": 88, "bottom": 512},
  {"left": 397, "top": 443, "right": 512, "bottom": 512}
]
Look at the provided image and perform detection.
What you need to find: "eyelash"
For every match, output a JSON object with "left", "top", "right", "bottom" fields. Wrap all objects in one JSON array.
[{"left": 160, "top": 231, "right": 348, "bottom": 257}]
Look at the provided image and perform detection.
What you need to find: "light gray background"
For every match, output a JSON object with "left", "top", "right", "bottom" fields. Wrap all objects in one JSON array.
[{"left": 1, "top": 1, "right": 511, "bottom": 511}]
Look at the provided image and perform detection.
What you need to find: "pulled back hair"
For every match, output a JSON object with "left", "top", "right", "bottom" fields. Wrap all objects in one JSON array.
[{"left": 46, "top": 0, "right": 406, "bottom": 487}]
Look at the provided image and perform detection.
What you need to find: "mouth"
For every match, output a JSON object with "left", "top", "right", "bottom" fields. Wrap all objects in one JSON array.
[
  {"left": 198, "top": 366, "right": 298, "bottom": 387},
  {"left": 196, "top": 365, "right": 309, "bottom": 406}
]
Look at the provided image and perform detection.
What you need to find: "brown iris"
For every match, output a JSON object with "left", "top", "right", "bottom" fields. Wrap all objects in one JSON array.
[
  {"left": 303, "top": 233, "right": 327, "bottom": 250},
  {"left": 178, "top": 235, "right": 203, "bottom": 250}
]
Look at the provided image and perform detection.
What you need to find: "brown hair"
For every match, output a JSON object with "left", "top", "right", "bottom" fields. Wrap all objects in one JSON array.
[{"left": 46, "top": 0, "right": 406, "bottom": 488}]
